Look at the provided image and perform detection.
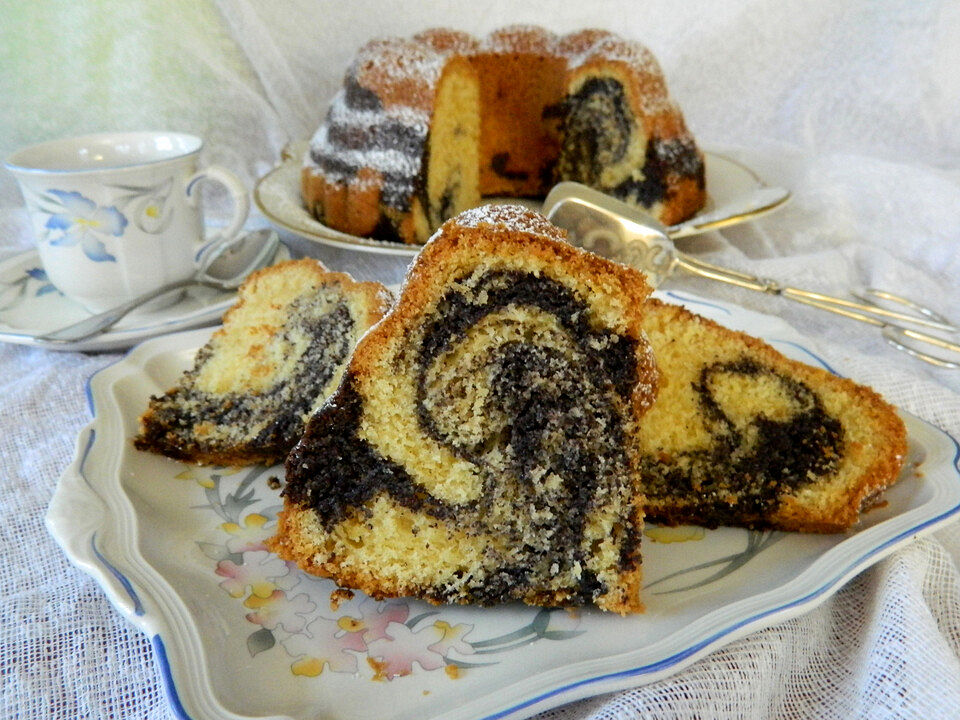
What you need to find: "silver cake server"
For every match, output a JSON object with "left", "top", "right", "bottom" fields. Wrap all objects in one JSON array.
[{"left": 542, "top": 182, "right": 960, "bottom": 368}]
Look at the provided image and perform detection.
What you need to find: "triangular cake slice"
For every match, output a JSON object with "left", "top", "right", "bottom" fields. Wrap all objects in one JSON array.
[
  {"left": 271, "top": 206, "right": 658, "bottom": 614},
  {"left": 638, "top": 298, "right": 907, "bottom": 532},
  {"left": 135, "top": 259, "right": 392, "bottom": 466}
]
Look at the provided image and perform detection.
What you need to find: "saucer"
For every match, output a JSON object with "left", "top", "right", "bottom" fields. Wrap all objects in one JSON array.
[{"left": 0, "top": 242, "right": 292, "bottom": 353}]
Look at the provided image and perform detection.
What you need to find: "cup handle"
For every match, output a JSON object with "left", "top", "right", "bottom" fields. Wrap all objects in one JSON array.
[{"left": 185, "top": 165, "right": 251, "bottom": 269}]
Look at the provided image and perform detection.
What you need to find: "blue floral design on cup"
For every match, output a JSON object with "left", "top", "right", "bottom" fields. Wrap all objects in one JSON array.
[
  {"left": 25, "top": 267, "right": 59, "bottom": 296},
  {"left": 44, "top": 190, "right": 125, "bottom": 262}
]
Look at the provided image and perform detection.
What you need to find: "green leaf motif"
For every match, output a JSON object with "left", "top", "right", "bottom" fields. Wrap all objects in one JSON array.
[
  {"left": 196, "top": 541, "right": 230, "bottom": 561},
  {"left": 540, "top": 630, "right": 585, "bottom": 641},
  {"left": 247, "top": 627, "right": 276, "bottom": 657},
  {"left": 531, "top": 608, "right": 550, "bottom": 634}
]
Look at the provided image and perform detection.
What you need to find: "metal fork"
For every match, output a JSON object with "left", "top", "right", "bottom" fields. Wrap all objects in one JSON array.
[{"left": 542, "top": 182, "right": 960, "bottom": 368}]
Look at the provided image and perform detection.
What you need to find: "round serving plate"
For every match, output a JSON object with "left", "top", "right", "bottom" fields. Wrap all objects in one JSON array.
[{"left": 254, "top": 142, "right": 787, "bottom": 257}]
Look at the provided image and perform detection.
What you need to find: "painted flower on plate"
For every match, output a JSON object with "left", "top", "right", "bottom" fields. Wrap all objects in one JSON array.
[
  {"left": 428, "top": 620, "right": 475, "bottom": 658},
  {"left": 222, "top": 513, "right": 273, "bottom": 554},
  {"left": 44, "top": 190, "right": 125, "bottom": 262},
  {"left": 366, "top": 622, "right": 446, "bottom": 678},
  {"left": 245, "top": 589, "right": 316, "bottom": 634},
  {"left": 216, "top": 550, "right": 289, "bottom": 599},
  {"left": 354, "top": 601, "right": 409, "bottom": 642},
  {"left": 283, "top": 616, "right": 367, "bottom": 676}
]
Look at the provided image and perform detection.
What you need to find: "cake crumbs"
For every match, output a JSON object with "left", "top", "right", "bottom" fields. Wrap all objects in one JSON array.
[
  {"left": 329, "top": 588, "right": 355, "bottom": 611},
  {"left": 445, "top": 664, "right": 461, "bottom": 679},
  {"left": 368, "top": 657, "right": 389, "bottom": 682},
  {"left": 267, "top": 475, "right": 282, "bottom": 490}
]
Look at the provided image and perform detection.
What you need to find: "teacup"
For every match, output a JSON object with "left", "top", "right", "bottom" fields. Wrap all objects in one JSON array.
[{"left": 5, "top": 131, "right": 250, "bottom": 312}]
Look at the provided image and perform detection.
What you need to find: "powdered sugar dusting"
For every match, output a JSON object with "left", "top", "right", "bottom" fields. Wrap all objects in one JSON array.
[
  {"left": 482, "top": 25, "right": 559, "bottom": 54},
  {"left": 305, "top": 26, "right": 692, "bottom": 217},
  {"left": 326, "top": 94, "right": 430, "bottom": 130},
  {"left": 454, "top": 204, "right": 567, "bottom": 240},
  {"left": 564, "top": 35, "right": 673, "bottom": 115},
  {"left": 306, "top": 123, "right": 423, "bottom": 180},
  {"left": 352, "top": 37, "right": 447, "bottom": 89}
]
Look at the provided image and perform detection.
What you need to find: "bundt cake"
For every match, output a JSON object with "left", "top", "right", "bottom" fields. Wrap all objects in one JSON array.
[
  {"left": 135, "top": 259, "right": 392, "bottom": 466},
  {"left": 637, "top": 298, "right": 907, "bottom": 533},
  {"left": 302, "top": 25, "right": 705, "bottom": 244},
  {"left": 270, "top": 205, "right": 659, "bottom": 614}
]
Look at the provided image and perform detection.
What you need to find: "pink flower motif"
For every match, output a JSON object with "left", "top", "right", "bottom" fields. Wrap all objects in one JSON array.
[
  {"left": 221, "top": 513, "right": 273, "bottom": 554},
  {"left": 282, "top": 616, "right": 364, "bottom": 674},
  {"left": 216, "top": 550, "right": 289, "bottom": 598},
  {"left": 357, "top": 600, "right": 409, "bottom": 642},
  {"left": 366, "top": 621, "right": 445, "bottom": 679},
  {"left": 245, "top": 590, "right": 316, "bottom": 634},
  {"left": 428, "top": 620, "right": 475, "bottom": 657}
]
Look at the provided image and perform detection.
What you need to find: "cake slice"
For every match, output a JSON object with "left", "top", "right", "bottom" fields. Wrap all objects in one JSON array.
[
  {"left": 135, "top": 259, "right": 392, "bottom": 467},
  {"left": 638, "top": 298, "right": 907, "bottom": 533},
  {"left": 270, "top": 205, "right": 659, "bottom": 614}
]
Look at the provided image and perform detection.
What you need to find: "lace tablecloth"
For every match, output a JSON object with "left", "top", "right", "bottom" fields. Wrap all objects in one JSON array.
[{"left": 2, "top": 1, "right": 959, "bottom": 718}]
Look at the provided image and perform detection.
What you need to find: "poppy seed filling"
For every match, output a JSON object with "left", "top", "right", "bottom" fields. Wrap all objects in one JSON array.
[
  {"left": 284, "top": 270, "right": 642, "bottom": 604},
  {"left": 138, "top": 298, "right": 355, "bottom": 461},
  {"left": 641, "top": 358, "right": 845, "bottom": 527}
]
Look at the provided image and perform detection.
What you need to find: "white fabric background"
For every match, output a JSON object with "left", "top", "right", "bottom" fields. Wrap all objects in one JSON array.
[{"left": 1, "top": 1, "right": 959, "bottom": 718}]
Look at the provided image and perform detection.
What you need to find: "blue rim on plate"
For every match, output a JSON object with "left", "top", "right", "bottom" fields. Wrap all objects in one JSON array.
[{"left": 48, "top": 292, "right": 960, "bottom": 720}]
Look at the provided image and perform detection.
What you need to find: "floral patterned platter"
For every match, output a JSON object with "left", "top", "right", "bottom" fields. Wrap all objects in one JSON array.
[
  {"left": 0, "top": 240, "right": 291, "bottom": 352},
  {"left": 47, "top": 290, "right": 960, "bottom": 720}
]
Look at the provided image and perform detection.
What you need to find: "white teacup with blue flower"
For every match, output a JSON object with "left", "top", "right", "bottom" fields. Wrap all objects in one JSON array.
[{"left": 5, "top": 131, "right": 249, "bottom": 312}]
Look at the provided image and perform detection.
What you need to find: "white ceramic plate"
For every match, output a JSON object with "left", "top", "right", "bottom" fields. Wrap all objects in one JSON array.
[
  {"left": 47, "top": 290, "right": 960, "bottom": 720},
  {"left": 0, "top": 242, "right": 291, "bottom": 352},
  {"left": 254, "top": 143, "right": 788, "bottom": 256}
]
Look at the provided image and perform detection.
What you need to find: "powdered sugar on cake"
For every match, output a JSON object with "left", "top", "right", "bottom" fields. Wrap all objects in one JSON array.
[{"left": 454, "top": 204, "right": 567, "bottom": 240}]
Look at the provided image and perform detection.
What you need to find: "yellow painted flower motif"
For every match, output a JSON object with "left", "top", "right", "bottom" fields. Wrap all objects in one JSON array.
[
  {"left": 644, "top": 525, "right": 706, "bottom": 544},
  {"left": 244, "top": 589, "right": 315, "bottom": 633},
  {"left": 222, "top": 513, "right": 272, "bottom": 553},
  {"left": 337, "top": 616, "right": 365, "bottom": 633},
  {"left": 291, "top": 657, "right": 324, "bottom": 677},
  {"left": 217, "top": 550, "right": 288, "bottom": 599},
  {"left": 172, "top": 466, "right": 242, "bottom": 488},
  {"left": 429, "top": 620, "right": 474, "bottom": 656},
  {"left": 144, "top": 204, "right": 161, "bottom": 219},
  {"left": 244, "top": 589, "right": 278, "bottom": 607}
]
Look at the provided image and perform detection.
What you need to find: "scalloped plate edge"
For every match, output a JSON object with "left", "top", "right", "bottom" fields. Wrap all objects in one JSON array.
[{"left": 46, "top": 299, "right": 960, "bottom": 720}]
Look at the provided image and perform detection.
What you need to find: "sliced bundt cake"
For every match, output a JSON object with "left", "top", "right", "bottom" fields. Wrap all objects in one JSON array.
[
  {"left": 135, "top": 259, "right": 392, "bottom": 466},
  {"left": 637, "top": 299, "right": 907, "bottom": 533},
  {"left": 270, "top": 205, "right": 659, "bottom": 614},
  {"left": 303, "top": 25, "right": 705, "bottom": 243}
]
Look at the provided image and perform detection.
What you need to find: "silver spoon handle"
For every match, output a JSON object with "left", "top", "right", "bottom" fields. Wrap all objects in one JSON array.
[
  {"left": 675, "top": 253, "right": 959, "bottom": 334},
  {"left": 35, "top": 279, "right": 219, "bottom": 344}
]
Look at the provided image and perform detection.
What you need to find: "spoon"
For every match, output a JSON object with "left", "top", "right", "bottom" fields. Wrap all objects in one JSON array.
[{"left": 35, "top": 230, "right": 281, "bottom": 345}]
